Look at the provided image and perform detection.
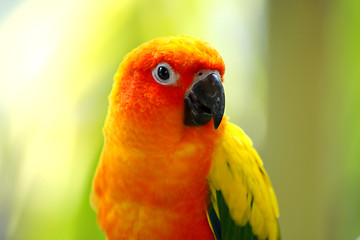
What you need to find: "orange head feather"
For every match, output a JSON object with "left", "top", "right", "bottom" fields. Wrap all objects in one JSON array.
[{"left": 105, "top": 35, "right": 225, "bottom": 149}]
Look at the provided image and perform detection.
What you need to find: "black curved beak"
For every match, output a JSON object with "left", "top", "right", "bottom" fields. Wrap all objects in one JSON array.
[{"left": 184, "top": 72, "right": 225, "bottom": 129}]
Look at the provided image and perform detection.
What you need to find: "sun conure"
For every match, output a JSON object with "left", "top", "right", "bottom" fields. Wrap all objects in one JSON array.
[{"left": 91, "top": 35, "right": 280, "bottom": 240}]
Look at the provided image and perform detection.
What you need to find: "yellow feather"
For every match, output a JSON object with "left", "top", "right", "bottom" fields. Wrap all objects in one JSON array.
[{"left": 208, "top": 121, "right": 280, "bottom": 240}]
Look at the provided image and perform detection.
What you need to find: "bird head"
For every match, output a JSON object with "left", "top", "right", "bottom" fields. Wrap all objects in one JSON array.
[{"left": 105, "top": 36, "right": 226, "bottom": 147}]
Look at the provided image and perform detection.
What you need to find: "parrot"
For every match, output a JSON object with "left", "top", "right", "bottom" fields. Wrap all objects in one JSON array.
[{"left": 91, "top": 35, "right": 280, "bottom": 240}]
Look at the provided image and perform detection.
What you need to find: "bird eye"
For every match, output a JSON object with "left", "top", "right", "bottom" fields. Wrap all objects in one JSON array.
[
  {"left": 158, "top": 66, "right": 169, "bottom": 80},
  {"left": 152, "top": 63, "right": 179, "bottom": 86}
]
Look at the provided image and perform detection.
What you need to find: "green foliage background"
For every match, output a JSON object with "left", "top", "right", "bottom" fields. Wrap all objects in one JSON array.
[{"left": 0, "top": 1, "right": 359, "bottom": 240}]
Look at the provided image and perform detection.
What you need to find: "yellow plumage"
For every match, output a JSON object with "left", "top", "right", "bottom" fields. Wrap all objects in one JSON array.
[{"left": 208, "top": 122, "right": 280, "bottom": 240}]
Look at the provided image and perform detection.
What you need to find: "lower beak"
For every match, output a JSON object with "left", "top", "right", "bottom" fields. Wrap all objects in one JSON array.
[{"left": 184, "top": 72, "right": 225, "bottom": 129}]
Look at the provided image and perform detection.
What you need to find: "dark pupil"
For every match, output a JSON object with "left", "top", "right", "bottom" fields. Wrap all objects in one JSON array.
[{"left": 158, "top": 66, "right": 170, "bottom": 80}]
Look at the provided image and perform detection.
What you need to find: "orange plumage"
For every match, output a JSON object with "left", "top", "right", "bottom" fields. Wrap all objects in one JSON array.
[{"left": 91, "top": 36, "right": 226, "bottom": 240}]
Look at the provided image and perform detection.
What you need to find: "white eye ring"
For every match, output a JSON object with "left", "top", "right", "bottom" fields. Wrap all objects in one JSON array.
[{"left": 152, "top": 62, "right": 179, "bottom": 86}]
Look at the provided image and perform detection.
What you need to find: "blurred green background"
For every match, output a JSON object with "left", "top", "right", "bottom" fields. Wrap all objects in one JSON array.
[{"left": 0, "top": 0, "right": 359, "bottom": 239}]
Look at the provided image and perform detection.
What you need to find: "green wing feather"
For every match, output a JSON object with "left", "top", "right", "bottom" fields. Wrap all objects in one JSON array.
[{"left": 207, "top": 122, "right": 280, "bottom": 240}]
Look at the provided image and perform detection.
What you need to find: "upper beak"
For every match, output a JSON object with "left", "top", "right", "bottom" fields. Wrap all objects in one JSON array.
[{"left": 184, "top": 72, "right": 225, "bottom": 129}]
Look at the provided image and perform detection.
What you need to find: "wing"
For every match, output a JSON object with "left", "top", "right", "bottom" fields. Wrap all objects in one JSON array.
[{"left": 207, "top": 122, "right": 280, "bottom": 240}]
